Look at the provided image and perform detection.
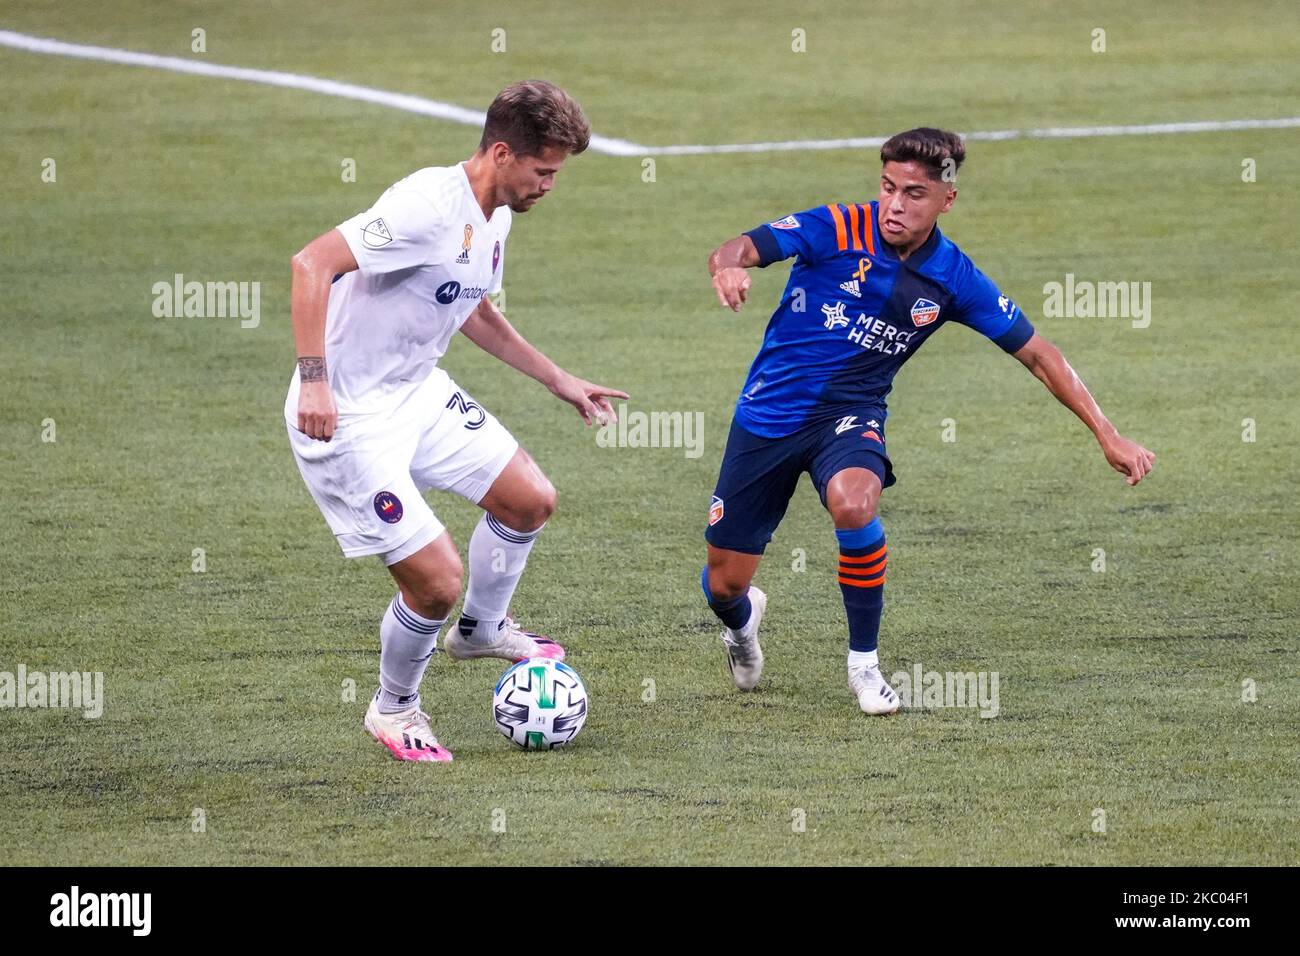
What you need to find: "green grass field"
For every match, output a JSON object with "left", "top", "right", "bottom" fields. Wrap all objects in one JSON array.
[{"left": 2, "top": 0, "right": 1297, "bottom": 865}]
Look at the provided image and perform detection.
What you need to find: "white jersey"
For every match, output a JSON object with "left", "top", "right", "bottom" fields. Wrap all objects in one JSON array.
[{"left": 285, "top": 162, "right": 511, "bottom": 421}]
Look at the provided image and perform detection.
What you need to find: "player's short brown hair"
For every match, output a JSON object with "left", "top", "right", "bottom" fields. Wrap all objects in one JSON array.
[
  {"left": 880, "top": 128, "right": 966, "bottom": 181},
  {"left": 479, "top": 81, "right": 591, "bottom": 157}
]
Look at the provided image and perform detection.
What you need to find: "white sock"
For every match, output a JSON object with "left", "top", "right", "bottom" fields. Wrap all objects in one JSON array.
[
  {"left": 737, "top": 605, "right": 760, "bottom": 641},
  {"left": 848, "top": 649, "right": 879, "bottom": 671},
  {"left": 460, "top": 513, "right": 542, "bottom": 642},
  {"left": 378, "top": 592, "right": 444, "bottom": 713}
]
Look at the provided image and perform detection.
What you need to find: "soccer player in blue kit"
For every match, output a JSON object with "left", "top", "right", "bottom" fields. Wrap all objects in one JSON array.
[{"left": 702, "top": 128, "right": 1155, "bottom": 714}]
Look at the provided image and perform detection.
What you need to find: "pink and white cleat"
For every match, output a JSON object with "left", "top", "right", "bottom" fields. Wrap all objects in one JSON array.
[
  {"left": 363, "top": 694, "right": 453, "bottom": 762},
  {"left": 445, "top": 616, "right": 565, "bottom": 663}
]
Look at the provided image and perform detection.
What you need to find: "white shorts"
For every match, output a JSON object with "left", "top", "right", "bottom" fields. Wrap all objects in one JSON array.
[{"left": 287, "top": 368, "right": 518, "bottom": 565}]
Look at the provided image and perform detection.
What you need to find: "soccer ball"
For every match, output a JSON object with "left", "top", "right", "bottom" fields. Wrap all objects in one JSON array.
[{"left": 492, "top": 658, "right": 588, "bottom": 750}]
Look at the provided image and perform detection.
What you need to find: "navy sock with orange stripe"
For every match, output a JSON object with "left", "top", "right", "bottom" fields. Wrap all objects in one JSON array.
[{"left": 836, "top": 518, "right": 887, "bottom": 653}]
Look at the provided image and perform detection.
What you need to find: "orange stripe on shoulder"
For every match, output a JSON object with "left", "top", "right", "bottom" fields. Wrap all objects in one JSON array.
[
  {"left": 826, "top": 204, "right": 848, "bottom": 251},
  {"left": 860, "top": 205, "right": 876, "bottom": 255},
  {"left": 846, "top": 203, "right": 862, "bottom": 251}
]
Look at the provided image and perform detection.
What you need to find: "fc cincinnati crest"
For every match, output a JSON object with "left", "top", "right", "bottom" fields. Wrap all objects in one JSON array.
[
  {"left": 456, "top": 224, "right": 473, "bottom": 264},
  {"left": 709, "top": 496, "right": 725, "bottom": 526},
  {"left": 910, "top": 298, "right": 940, "bottom": 327},
  {"left": 374, "top": 491, "right": 404, "bottom": 524},
  {"left": 492, "top": 239, "right": 501, "bottom": 273}
]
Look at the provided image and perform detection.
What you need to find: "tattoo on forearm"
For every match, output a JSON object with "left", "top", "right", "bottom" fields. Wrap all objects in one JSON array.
[{"left": 298, "top": 356, "right": 327, "bottom": 382}]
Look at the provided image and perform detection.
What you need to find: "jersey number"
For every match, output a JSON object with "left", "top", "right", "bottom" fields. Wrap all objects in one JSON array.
[{"left": 446, "top": 391, "right": 487, "bottom": 430}]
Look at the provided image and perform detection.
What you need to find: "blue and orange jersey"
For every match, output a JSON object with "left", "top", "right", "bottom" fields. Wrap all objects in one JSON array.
[{"left": 735, "top": 201, "right": 1034, "bottom": 438}]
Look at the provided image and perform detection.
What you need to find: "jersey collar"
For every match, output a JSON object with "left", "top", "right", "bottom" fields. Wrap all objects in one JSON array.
[{"left": 457, "top": 161, "right": 501, "bottom": 227}]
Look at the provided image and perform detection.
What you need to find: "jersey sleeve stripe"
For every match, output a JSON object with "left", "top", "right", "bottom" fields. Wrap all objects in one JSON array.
[
  {"left": 743, "top": 225, "right": 784, "bottom": 267},
  {"left": 826, "top": 203, "right": 848, "bottom": 251},
  {"left": 991, "top": 313, "right": 1036, "bottom": 353},
  {"left": 860, "top": 205, "right": 876, "bottom": 255},
  {"left": 846, "top": 203, "right": 862, "bottom": 251}
]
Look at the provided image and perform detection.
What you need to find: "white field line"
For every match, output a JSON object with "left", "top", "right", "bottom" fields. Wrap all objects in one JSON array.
[
  {"left": 0, "top": 29, "right": 648, "bottom": 155},
  {"left": 3, "top": 30, "right": 1297, "bottom": 156},
  {"left": 644, "top": 117, "right": 1300, "bottom": 154}
]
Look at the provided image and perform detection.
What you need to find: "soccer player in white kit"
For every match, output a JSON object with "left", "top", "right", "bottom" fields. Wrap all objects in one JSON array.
[{"left": 286, "top": 81, "right": 627, "bottom": 762}]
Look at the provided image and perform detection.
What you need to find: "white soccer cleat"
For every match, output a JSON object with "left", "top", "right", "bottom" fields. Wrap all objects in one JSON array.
[
  {"left": 848, "top": 663, "right": 901, "bottom": 715},
  {"left": 363, "top": 694, "right": 453, "bottom": 762},
  {"left": 721, "top": 586, "right": 766, "bottom": 691},
  {"left": 444, "top": 616, "right": 566, "bottom": 663}
]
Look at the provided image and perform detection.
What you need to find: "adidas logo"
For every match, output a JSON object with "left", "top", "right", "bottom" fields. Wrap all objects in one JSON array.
[{"left": 839, "top": 279, "right": 861, "bottom": 297}]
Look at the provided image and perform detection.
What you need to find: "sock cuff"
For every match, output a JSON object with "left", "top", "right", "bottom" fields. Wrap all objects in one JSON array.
[
  {"left": 847, "top": 649, "right": 879, "bottom": 668},
  {"left": 485, "top": 512, "right": 544, "bottom": 544},
  {"left": 376, "top": 687, "right": 421, "bottom": 714},
  {"left": 836, "top": 517, "right": 884, "bottom": 552},
  {"left": 391, "top": 593, "right": 445, "bottom": 634}
]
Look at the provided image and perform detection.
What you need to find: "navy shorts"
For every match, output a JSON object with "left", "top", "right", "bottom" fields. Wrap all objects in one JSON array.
[{"left": 705, "top": 411, "right": 896, "bottom": 555}]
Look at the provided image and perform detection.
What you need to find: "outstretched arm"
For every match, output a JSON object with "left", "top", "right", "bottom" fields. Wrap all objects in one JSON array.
[
  {"left": 708, "top": 234, "right": 762, "bottom": 312},
  {"left": 1013, "top": 332, "right": 1155, "bottom": 486},
  {"left": 459, "top": 295, "right": 629, "bottom": 426}
]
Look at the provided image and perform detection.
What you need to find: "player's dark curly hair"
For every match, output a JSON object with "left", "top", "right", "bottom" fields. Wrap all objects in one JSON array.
[
  {"left": 880, "top": 128, "right": 965, "bottom": 182},
  {"left": 479, "top": 80, "right": 591, "bottom": 157}
]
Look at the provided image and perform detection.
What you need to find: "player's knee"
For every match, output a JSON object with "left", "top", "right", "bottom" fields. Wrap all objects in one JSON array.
[
  {"left": 535, "top": 478, "right": 557, "bottom": 524},
  {"left": 406, "top": 563, "right": 463, "bottom": 618},
  {"left": 706, "top": 568, "right": 750, "bottom": 603},
  {"left": 829, "top": 498, "right": 877, "bottom": 530},
  {"left": 514, "top": 476, "right": 557, "bottom": 532}
]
